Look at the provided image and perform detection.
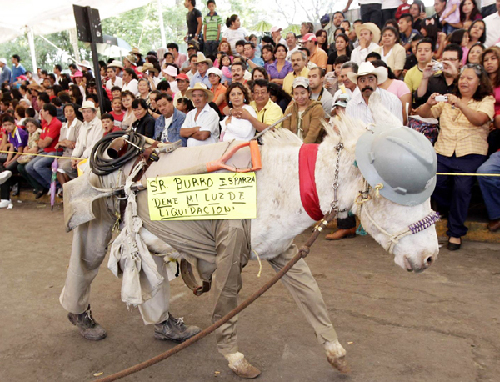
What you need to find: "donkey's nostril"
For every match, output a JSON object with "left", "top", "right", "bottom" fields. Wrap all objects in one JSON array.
[{"left": 425, "top": 256, "right": 433, "bottom": 266}]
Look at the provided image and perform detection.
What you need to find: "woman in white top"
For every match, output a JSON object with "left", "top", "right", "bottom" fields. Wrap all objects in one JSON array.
[
  {"left": 222, "top": 14, "right": 248, "bottom": 51},
  {"left": 55, "top": 103, "right": 82, "bottom": 185},
  {"left": 121, "top": 90, "right": 137, "bottom": 130},
  {"left": 350, "top": 23, "right": 381, "bottom": 66},
  {"left": 373, "top": 26, "right": 407, "bottom": 78},
  {"left": 220, "top": 83, "right": 257, "bottom": 142}
]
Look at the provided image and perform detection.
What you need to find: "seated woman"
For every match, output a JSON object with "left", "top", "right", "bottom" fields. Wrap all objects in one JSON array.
[
  {"left": 55, "top": 103, "right": 82, "bottom": 189},
  {"left": 373, "top": 27, "right": 406, "bottom": 79},
  {"left": 251, "top": 67, "right": 268, "bottom": 82},
  {"left": 267, "top": 43, "right": 292, "bottom": 87},
  {"left": 417, "top": 63, "right": 494, "bottom": 250},
  {"left": 220, "top": 83, "right": 257, "bottom": 142},
  {"left": 482, "top": 47, "right": 500, "bottom": 129},
  {"left": 466, "top": 42, "right": 483, "bottom": 64},
  {"left": 282, "top": 77, "right": 324, "bottom": 143},
  {"left": 261, "top": 44, "right": 275, "bottom": 72},
  {"left": 459, "top": 0, "right": 482, "bottom": 30}
]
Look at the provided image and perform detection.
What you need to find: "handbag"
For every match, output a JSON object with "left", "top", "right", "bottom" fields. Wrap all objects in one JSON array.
[{"left": 407, "top": 115, "right": 439, "bottom": 144}]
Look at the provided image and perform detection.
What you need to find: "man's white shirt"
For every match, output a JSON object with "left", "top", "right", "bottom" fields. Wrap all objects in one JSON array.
[
  {"left": 345, "top": 87, "right": 402, "bottom": 124},
  {"left": 181, "top": 103, "right": 220, "bottom": 147}
]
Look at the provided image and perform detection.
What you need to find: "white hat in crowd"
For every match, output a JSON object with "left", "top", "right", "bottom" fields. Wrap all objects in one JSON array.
[{"left": 347, "top": 62, "right": 387, "bottom": 84}]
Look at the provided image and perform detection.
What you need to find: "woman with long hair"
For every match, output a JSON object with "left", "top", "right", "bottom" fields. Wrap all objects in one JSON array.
[
  {"left": 466, "top": 19, "right": 486, "bottom": 50},
  {"left": 261, "top": 44, "right": 275, "bottom": 72},
  {"left": 482, "top": 46, "right": 500, "bottom": 128},
  {"left": 213, "top": 41, "right": 233, "bottom": 67},
  {"left": 466, "top": 42, "right": 484, "bottom": 64},
  {"left": 327, "top": 34, "right": 351, "bottom": 73},
  {"left": 459, "top": 0, "right": 482, "bottom": 29},
  {"left": 316, "top": 29, "right": 328, "bottom": 52},
  {"left": 417, "top": 63, "right": 494, "bottom": 250}
]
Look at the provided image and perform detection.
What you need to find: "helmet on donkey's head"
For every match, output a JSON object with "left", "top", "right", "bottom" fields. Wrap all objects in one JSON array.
[{"left": 355, "top": 126, "right": 437, "bottom": 206}]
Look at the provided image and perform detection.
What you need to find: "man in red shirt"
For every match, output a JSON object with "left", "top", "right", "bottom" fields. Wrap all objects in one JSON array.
[{"left": 26, "top": 103, "right": 62, "bottom": 198}]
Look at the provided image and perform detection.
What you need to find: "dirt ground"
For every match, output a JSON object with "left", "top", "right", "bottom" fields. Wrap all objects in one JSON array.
[{"left": 1, "top": 205, "right": 500, "bottom": 382}]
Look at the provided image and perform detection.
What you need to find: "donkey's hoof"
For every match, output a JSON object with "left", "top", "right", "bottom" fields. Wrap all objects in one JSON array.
[
  {"left": 327, "top": 354, "right": 350, "bottom": 374},
  {"left": 228, "top": 357, "right": 261, "bottom": 379}
]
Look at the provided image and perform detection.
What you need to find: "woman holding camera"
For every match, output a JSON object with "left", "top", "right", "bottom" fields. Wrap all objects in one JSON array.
[{"left": 416, "top": 63, "right": 494, "bottom": 250}]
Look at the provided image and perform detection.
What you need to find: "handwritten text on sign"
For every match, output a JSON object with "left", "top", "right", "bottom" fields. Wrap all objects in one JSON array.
[{"left": 147, "top": 173, "right": 257, "bottom": 221}]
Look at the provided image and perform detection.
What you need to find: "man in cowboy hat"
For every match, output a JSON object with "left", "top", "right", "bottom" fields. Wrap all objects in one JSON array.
[
  {"left": 190, "top": 52, "right": 213, "bottom": 89},
  {"left": 345, "top": 61, "right": 402, "bottom": 124},
  {"left": 106, "top": 62, "right": 123, "bottom": 90},
  {"left": 180, "top": 83, "right": 219, "bottom": 146},
  {"left": 71, "top": 101, "right": 104, "bottom": 169},
  {"left": 350, "top": 23, "right": 381, "bottom": 66},
  {"left": 142, "top": 62, "right": 161, "bottom": 88}
]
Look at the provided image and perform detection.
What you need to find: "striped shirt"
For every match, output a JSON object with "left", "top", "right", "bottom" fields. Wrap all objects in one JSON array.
[{"left": 203, "top": 12, "right": 222, "bottom": 41}]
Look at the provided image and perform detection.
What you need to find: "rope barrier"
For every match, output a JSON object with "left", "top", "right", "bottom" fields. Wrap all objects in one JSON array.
[
  {"left": 0, "top": 150, "right": 84, "bottom": 160},
  {"left": 95, "top": 211, "right": 338, "bottom": 382},
  {"left": 437, "top": 172, "right": 500, "bottom": 177}
]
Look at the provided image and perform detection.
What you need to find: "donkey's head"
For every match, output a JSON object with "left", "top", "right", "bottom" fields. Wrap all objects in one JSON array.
[{"left": 352, "top": 115, "right": 439, "bottom": 272}]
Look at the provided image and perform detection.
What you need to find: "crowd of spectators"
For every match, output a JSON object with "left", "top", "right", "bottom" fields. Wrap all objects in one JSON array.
[{"left": 0, "top": 0, "right": 499, "bottom": 249}]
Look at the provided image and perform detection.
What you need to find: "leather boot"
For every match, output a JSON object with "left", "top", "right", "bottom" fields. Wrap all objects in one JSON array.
[
  {"left": 154, "top": 314, "right": 201, "bottom": 342},
  {"left": 67, "top": 305, "right": 107, "bottom": 340},
  {"left": 325, "top": 227, "right": 357, "bottom": 240},
  {"left": 487, "top": 219, "right": 500, "bottom": 232}
]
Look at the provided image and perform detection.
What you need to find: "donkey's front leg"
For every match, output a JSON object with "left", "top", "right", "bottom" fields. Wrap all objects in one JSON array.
[{"left": 213, "top": 220, "right": 260, "bottom": 379}]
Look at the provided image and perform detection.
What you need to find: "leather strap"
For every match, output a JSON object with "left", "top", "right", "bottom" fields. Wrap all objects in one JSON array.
[{"left": 180, "top": 259, "right": 212, "bottom": 296}]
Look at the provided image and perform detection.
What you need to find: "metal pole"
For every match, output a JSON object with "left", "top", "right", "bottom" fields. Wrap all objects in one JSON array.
[
  {"left": 157, "top": 0, "right": 167, "bottom": 47},
  {"left": 86, "top": 7, "right": 104, "bottom": 115},
  {"left": 27, "top": 27, "right": 37, "bottom": 73},
  {"left": 69, "top": 28, "right": 81, "bottom": 63}
]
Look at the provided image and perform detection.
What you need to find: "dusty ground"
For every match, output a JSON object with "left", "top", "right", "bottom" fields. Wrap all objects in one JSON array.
[{"left": 1, "top": 205, "right": 500, "bottom": 382}]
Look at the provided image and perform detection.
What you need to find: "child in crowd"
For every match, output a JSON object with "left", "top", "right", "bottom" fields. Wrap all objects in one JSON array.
[
  {"left": 396, "top": 0, "right": 411, "bottom": 20},
  {"left": 102, "top": 113, "right": 122, "bottom": 136},
  {"left": 111, "top": 86, "right": 122, "bottom": 101},
  {"left": 220, "top": 53, "right": 232, "bottom": 85},
  {"left": 441, "top": 0, "right": 461, "bottom": 34},
  {"left": 176, "top": 97, "right": 194, "bottom": 113},
  {"left": 17, "top": 118, "right": 41, "bottom": 165},
  {"left": 110, "top": 97, "right": 124, "bottom": 129}
]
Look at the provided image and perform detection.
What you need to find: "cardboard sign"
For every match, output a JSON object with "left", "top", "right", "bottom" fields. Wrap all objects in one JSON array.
[{"left": 147, "top": 173, "right": 257, "bottom": 221}]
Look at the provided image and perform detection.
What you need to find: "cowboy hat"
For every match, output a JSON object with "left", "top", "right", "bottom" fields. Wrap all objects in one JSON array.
[
  {"left": 142, "top": 62, "right": 159, "bottom": 73},
  {"left": 108, "top": 60, "right": 123, "bottom": 69},
  {"left": 125, "top": 54, "right": 138, "bottom": 64},
  {"left": 130, "top": 47, "right": 141, "bottom": 55},
  {"left": 162, "top": 65, "right": 178, "bottom": 77},
  {"left": 347, "top": 62, "right": 387, "bottom": 84},
  {"left": 185, "top": 83, "right": 214, "bottom": 102},
  {"left": 355, "top": 22, "right": 381, "bottom": 44},
  {"left": 77, "top": 60, "right": 92, "bottom": 69},
  {"left": 78, "top": 100, "right": 97, "bottom": 112},
  {"left": 72, "top": 70, "right": 83, "bottom": 78},
  {"left": 196, "top": 52, "right": 213, "bottom": 67}
]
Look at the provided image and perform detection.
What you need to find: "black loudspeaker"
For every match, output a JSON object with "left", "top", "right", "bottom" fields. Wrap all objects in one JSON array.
[{"left": 73, "top": 5, "right": 103, "bottom": 43}]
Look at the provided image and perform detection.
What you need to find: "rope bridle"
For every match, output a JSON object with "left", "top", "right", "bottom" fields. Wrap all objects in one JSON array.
[{"left": 355, "top": 180, "right": 440, "bottom": 255}]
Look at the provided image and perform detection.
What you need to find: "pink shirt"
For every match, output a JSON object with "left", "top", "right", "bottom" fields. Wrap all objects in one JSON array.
[
  {"left": 493, "top": 86, "right": 500, "bottom": 116},
  {"left": 387, "top": 79, "right": 411, "bottom": 99}
]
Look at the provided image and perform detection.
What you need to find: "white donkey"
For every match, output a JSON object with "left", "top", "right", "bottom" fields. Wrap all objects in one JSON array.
[{"left": 62, "top": 100, "right": 439, "bottom": 378}]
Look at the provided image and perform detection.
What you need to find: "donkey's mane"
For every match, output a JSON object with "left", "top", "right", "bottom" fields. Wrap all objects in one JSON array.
[{"left": 262, "top": 127, "right": 303, "bottom": 147}]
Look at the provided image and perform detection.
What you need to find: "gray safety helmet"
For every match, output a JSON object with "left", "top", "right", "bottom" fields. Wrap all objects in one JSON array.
[{"left": 355, "top": 126, "right": 437, "bottom": 206}]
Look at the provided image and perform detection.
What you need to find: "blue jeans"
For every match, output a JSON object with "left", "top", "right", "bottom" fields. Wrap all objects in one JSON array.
[
  {"left": 478, "top": 151, "right": 500, "bottom": 220},
  {"left": 26, "top": 152, "right": 61, "bottom": 189},
  {"left": 432, "top": 153, "right": 486, "bottom": 238},
  {"left": 442, "top": 24, "right": 457, "bottom": 35}
]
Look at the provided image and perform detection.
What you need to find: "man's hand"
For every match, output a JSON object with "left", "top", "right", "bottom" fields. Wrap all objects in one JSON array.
[
  {"left": 359, "top": 37, "right": 369, "bottom": 49},
  {"left": 71, "top": 159, "right": 79, "bottom": 169},
  {"left": 238, "top": 108, "right": 253, "bottom": 121},
  {"left": 422, "top": 63, "right": 434, "bottom": 79}
]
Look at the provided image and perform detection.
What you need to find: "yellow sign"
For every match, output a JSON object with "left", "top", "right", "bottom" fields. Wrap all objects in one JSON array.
[{"left": 147, "top": 172, "right": 257, "bottom": 221}]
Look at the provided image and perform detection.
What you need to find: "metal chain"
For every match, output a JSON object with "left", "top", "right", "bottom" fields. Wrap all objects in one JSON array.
[{"left": 330, "top": 142, "right": 344, "bottom": 213}]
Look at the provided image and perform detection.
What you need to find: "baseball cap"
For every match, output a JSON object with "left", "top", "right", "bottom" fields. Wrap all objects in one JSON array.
[
  {"left": 333, "top": 93, "right": 350, "bottom": 108},
  {"left": 271, "top": 26, "right": 282, "bottom": 33},
  {"left": 302, "top": 33, "right": 317, "bottom": 43},
  {"left": 177, "top": 73, "right": 189, "bottom": 80},
  {"left": 0, "top": 58, "right": 7, "bottom": 65},
  {"left": 292, "top": 77, "right": 309, "bottom": 89}
]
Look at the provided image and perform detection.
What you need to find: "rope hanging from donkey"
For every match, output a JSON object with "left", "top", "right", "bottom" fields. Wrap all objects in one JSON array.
[{"left": 96, "top": 210, "right": 338, "bottom": 382}]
